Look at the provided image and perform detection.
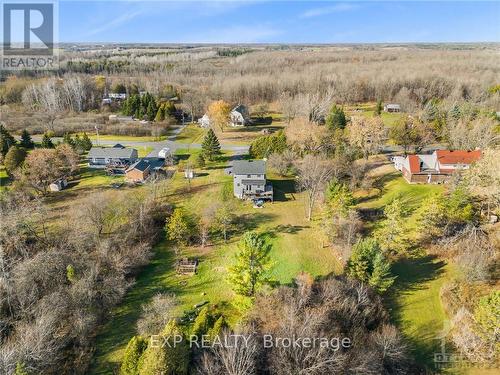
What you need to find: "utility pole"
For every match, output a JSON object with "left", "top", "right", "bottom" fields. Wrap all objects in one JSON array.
[{"left": 95, "top": 125, "right": 100, "bottom": 146}]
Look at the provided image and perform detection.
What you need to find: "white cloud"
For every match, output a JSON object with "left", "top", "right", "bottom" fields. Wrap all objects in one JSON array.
[{"left": 300, "top": 3, "right": 360, "bottom": 18}]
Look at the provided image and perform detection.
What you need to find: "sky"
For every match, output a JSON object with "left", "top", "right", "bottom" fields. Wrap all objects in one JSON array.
[{"left": 58, "top": 1, "right": 500, "bottom": 43}]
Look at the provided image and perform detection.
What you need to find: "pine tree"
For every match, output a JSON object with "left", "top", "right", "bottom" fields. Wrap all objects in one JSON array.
[
  {"left": 375, "top": 197, "right": 410, "bottom": 255},
  {"left": 120, "top": 336, "right": 147, "bottom": 375},
  {"left": 201, "top": 129, "right": 221, "bottom": 161},
  {"left": 227, "top": 232, "right": 272, "bottom": 297},
  {"left": 195, "top": 153, "right": 205, "bottom": 168},
  {"left": 0, "top": 124, "right": 16, "bottom": 156},
  {"left": 138, "top": 320, "right": 189, "bottom": 375},
  {"left": 325, "top": 179, "right": 355, "bottom": 217},
  {"left": 63, "top": 133, "right": 75, "bottom": 148},
  {"left": 345, "top": 238, "right": 395, "bottom": 293},
  {"left": 375, "top": 99, "right": 383, "bottom": 116},
  {"left": 325, "top": 104, "right": 347, "bottom": 130},
  {"left": 191, "top": 306, "right": 212, "bottom": 337},
  {"left": 41, "top": 133, "right": 54, "bottom": 149},
  {"left": 154, "top": 104, "right": 166, "bottom": 122},
  {"left": 4, "top": 146, "right": 27, "bottom": 174},
  {"left": 20, "top": 129, "right": 34, "bottom": 149},
  {"left": 146, "top": 100, "right": 157, "bottom": 121},
  {"left": 206, "top": 316, "right": 225, "bottom": 341},
  {"left": 81, "top": 132, "right": 93, "bottom": 151},
  {"left": 165, "top": 208, "right": 193, "bottom": 246}
]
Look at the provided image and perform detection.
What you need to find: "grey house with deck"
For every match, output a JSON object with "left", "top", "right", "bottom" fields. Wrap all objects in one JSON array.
[
  {"left": 232, "top": 160, "right": 273, "bottom": 201},
  {"left": 87, "top": 145, "right": 138, "bottom": 169}
]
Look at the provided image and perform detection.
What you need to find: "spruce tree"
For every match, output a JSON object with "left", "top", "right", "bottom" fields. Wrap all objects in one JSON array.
[
  {"left": 41, "top": 133, "right": 54, "bottom": 149},
  {"left": 81, "top": 132, "right": 93, "bottom": 151},
  {"left": 201, "top": 129, "right": 221, "bottom": 161},
  {"left": 4, "top": 146, "right": 27, "bottom": 174},
  {"left": 20, "top": 129, "right": 34, "bottom": 149},
  {"left": 345, "top": 238, "right": 395, "bottom": 293},
  {"left": 0, "top": 124, "right": 16, "bottom": 156},
  {"left": 375, "top": 99, "right": 383, "bottom": 115},
  {"left": 325, "top": 104, "right": 347, "bottom": 130},
  {"left": 138, "top": 320, "right": 189, "bottom": 375},
  {"left": 63, "top": 133, "right": 75, "bottom": 148},
  {"left": 120, "top": 336, "right": 147, "bottom": 375},
  {"left": 191, "top": 306, "right": 212, "bottom": 337}
]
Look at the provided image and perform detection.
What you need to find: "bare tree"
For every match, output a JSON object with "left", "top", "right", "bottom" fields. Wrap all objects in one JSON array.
[
  {"left": 296, "top": 155, "right": 333, "bottom": 221},
  {"left": 136, "top": 293, "right": 177, "bottom": 337}
]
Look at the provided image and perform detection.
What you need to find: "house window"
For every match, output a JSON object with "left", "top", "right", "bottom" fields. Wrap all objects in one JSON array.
[
  {"left": 247, "top": 175, "right": 251, "bottom": 178},
  {"left": 237, "top": 183, "right": 240, "bottom": 187}
]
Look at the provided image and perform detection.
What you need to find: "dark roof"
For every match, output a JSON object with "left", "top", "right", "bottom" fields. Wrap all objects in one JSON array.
[
  {"left": 127, "top": 159, "right": 151, "bottom": 172},
  {"left": 232, "top": 104, "right": 248, "bottom": 114},
  {"left": 88, "top": 147, "right": 138, "bottom": 159},
  {"left": 113, "top": 143, "right": 125, "bottom": 149},
  {"left": 127, "top": 158, "right": 165, "bottom": 173},
  {"left": 233, "top": 160, "right": 266, "bottom": 175}
]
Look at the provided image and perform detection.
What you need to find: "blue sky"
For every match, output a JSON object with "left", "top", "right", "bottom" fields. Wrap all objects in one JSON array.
[{"left": 59, "top": 1, "right": 500, "bottom": 43}]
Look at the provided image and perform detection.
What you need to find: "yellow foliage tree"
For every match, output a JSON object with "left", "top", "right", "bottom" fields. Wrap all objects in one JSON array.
[{"left": 207, "top": 100, "right": 231, "bottom": 132}]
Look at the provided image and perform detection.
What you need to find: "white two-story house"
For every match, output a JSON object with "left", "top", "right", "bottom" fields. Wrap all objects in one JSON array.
[{"left": 232, "top": 160, "right": 273, "bottom": 201}]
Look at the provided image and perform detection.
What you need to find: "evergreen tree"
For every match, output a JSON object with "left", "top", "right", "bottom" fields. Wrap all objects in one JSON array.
[
  {"left": 375, "top": 197, "right": 410, "bottom": 255},
  {"left": 146, "top": 100, "right": 158, "bottom": 121},
  {"left": 206, "top": 316, "right": 225, "bottom": 341},
  {"left": 325, "top": 104, "right": 347, "bottom": 130},
  {"left": 346, "top": 238, "right": 395, "bottom": 293},
  {"left": 375, "top": 99, "right": 383, "bottom": 116},
  {"left": 227, "top": 232, "right": 272, "bottom": 297},
  {"left": 80, "top": 132, "right": 93, "bottom": 151},
  {"left": 154, "top": 104, "right": 166, "bottom": 122},
  {"left": 4, "top": 146, "right": 27, "bottom": 174},
  {"left": 325, "top": 179, "right": 355, "bottom": 217},
  {"left": 191, "top": 306, "right": 212, "bottom": 337},
  {"left": 120, "top": 336, "right": 147, "bottom": 375},
  {"left": 201, "top": 129, "right": 221, "bottom": 161},
  {"left": 474, "top": 290, "right": 499, "bottom": 341},
  {"left": 20, "top": 129, "right": 34, "bottom": 149},
  {"left": 195, "top": 153, "right": 205, "bottom": 168},
  {"left": 63, "top": 133, "right": 75, "bottom": 148},
  {"left": 0, "top": 124, "right": 16, "bottom": 156},
  {"left": 165, "top": 208, "right": 194, "bottom": 246},
  {"left": 15, "top": 362, "right": 29, "bottom": 375},
  {"left": 138, "top": 320, "right": 189, "bottom": 375},
  {"left": 41, "top": 133, "right": 54, "bottom": 149}
]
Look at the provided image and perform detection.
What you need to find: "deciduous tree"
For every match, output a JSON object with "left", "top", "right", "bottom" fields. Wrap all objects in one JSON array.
[{"left": 207, "top": 100, "right": 231, "bottom": 132}]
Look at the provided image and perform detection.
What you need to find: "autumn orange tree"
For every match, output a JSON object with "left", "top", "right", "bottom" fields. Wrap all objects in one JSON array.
[{"left": 207, "top": 100, "right": 231, "bottom": 132}]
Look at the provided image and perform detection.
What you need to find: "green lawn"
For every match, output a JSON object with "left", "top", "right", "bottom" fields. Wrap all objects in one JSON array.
[
  {"left": 175, "top": 123, "right": 205, "bottom": 144},
  {"left": 74, "top": 133, "right": 165, "bottom": 142},
  {"left": 0, "top": 166, "right": 9, "bottom": 191},
  {"left": 90, "top": 154, "right": 341, "bottom": 374},
  {"left": 388, "top": 258, "right": 454, "bottom": 369},
  {"left": 357, "top": 171, "right": 453, "bottom": 371}
]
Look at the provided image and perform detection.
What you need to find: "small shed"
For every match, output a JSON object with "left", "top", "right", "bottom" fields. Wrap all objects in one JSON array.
[{"left": 384, "top": 104, "right": 401, "bottom": 113}]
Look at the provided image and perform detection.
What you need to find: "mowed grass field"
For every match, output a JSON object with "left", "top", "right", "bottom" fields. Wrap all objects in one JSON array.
[
  {"left": 90, "top": 150, "right": 341, "bottom": 374},
  {"left": 355, "top": 167, "right": 452, "bottom": 370}
]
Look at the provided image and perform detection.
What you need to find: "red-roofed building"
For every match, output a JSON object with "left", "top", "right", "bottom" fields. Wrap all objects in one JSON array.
[{"left": 398, "top": 150, "right": 481, "bottom": 184}]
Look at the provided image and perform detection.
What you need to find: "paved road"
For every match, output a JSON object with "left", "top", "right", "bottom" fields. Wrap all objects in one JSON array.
[{"left": 29, "top": 124, "right": 250, "bottom": 157}]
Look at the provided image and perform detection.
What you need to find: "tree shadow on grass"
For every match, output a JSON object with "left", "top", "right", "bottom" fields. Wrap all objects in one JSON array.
[
  {"left": 386, "top": 255, "right": 447, "bottom": 371},
  {"left": 91, "top": 240, "right": 180, "bottom": 374}
]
